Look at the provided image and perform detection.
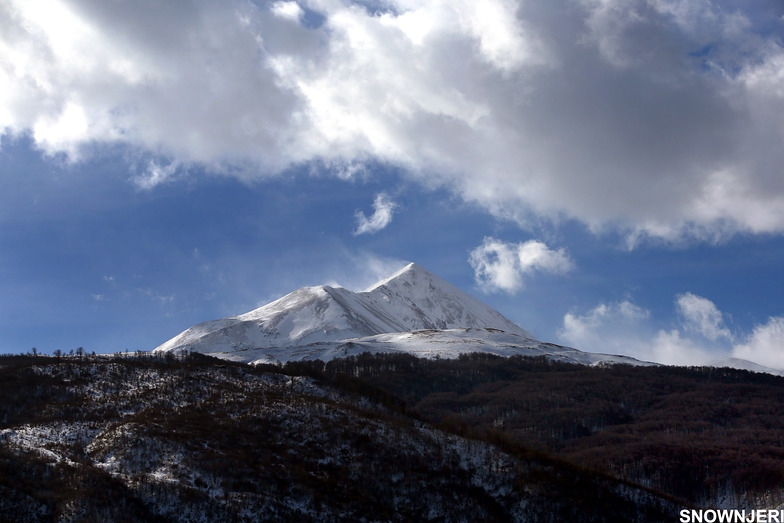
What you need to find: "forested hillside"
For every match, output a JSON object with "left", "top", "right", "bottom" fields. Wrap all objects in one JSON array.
[
  {"left": 0, "top": 353, "right": 677, "bottom": 522},
  {"left": 287, "top": 352, "right": 784, "bottom": 508}
]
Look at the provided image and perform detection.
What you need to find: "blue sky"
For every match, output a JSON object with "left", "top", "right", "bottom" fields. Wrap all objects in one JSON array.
[{"left": 2, "top": 0, "right": 784, "bottom": 368}]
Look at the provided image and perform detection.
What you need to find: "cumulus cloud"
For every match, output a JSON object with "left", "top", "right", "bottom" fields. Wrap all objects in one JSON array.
[
  {"left": 732, "top": 317, "right": 784, "bottom": 370},
  {"left": 647, "top": 329, "right": 719, "bottom": 367},
  {"left": 3, "top": 1, "right": 784, "bottom": 241},
  {"left": 675, "top": 292, "right": 733, "bottom": 341},
  {"left": 560, "top": 293, "right": 784, "bottom": 370},
  {"left": 353, "top": 192, "right": 396, "bottom": 235},
  {"left": 469, "top": 237, "right": 573, "bottom": 293},
  {"left": 560, "top": 300, "right": 657, "bottom": 358},
  {"left": 559, "top": 299, "right": 720, "bottom": 365}
]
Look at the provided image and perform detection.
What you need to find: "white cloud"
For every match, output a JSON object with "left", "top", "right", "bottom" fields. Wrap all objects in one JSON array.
[
  {"left": 3, "top": 1, "right": 784, "bottom": 241},
  {"left": 560, "top": 300, "right": 653, "bottom": 356},
  {"left": 270, "top": 1, "right": 304, "bottom": 22},
  {"left": 559, "top": 299, "right": 719, "bottom": 366},
  {"left": 560, "top": 294, "right": 784, "bottom": 370},
  {"left": 732, "top": 317, "right": 784, "bottom": 370},
  {"left": 32, "top": 101, "right": 89, "bottom": 159},
  {"left": 675, "top": 292, "right": 733, "bottom": 341},
  {"left": 353, "top": 192, "right": 397, "bottom": 235},
  {"left": 517, "top": 240, "right": 574, "bottom": 274},
  {"left": 647, "top": 329, "right": 718, "bottom": 367},
  {"left": 133, "top": 160, "right": 181, "bottom": 190},
  {"left": 469, "top": 237, "right": 573, "bottom": 293}
]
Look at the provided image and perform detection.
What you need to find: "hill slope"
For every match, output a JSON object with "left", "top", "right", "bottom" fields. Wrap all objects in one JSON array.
[{"left": 0, "top": 354, "right": 677, "bottom": 522}]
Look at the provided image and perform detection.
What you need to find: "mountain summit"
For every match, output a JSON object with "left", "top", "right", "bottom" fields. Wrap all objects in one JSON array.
[
  {"left": 360, "top": 263, "right": 532, "bottom": 337},
  {"left": 154, "top": 263, "right": 532, "bottom": 355},
  {"left": 153, "top": 263, "right": 650, "bottom": 367}
]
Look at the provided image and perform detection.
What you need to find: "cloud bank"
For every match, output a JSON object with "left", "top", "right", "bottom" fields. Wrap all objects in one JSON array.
[
  {"left": 3, "top": 0, "right": 784, "bottom": 241},
  {"left": 559, "top": 293, "right": 784, "bottom": 369},
  {"left": 469, "top": 237, "right": 573, "bottom": 293}
]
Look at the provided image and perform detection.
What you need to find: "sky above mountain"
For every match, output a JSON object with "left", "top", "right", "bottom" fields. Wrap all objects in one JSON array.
[{"left": 2, "top": 0, "right": 784, "bottom": 368}]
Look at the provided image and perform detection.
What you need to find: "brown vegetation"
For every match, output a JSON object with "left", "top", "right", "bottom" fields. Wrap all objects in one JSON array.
[
  {"left": 0, "top": 353, "right": 678, "bottom": 521},
  {"left": 292, "top": 352, "right": 784, "bottom": 506}
]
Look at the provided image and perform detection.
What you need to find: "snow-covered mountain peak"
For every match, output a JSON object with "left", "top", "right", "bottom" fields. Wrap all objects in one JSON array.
[
  {"left": 236, "top": 285, "right": 335, "bottom": 321},
  {"left": 363, "top": 262, "right": 424, "bottom": 292},
  {"left": 153, "top": 262, "right": 535, "bottom": 358},
  {"left": 360, "top": 262, "right": 533, "bottom": 338}
]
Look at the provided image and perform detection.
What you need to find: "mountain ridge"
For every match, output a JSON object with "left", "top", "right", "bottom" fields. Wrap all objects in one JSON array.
[
  {"left": 154, "top": 263, "right": 536, "bottom": 357},
  {"left": 153, "top": 262, "right": 665, "bottom": 367}
]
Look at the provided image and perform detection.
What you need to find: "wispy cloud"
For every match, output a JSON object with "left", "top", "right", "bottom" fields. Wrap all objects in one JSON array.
[
  {"left": 4, "top": 1, "right": 784, "bottom": 241},
  {"left": 469, "top": 237, "right": 573, "bottom": 293},
  {"left": 327, "top": 251, "right": 409, "bottom": 292},
  {"left": 133, "top": 160, "right": 181, "bottom": 190},
  {"left": 138, "top": 288, "right": 175, "bottom": 306},
  {"left": 353, "top": 193, "right": 397, "bottom": 235}
]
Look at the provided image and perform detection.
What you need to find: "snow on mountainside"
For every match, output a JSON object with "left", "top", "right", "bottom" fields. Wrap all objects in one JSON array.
[
  {"left": 155, "top": 263, "right": 531, "bottom": 354},
  {"left": 362, "top": 263, "right": 532, "bottom": 337},
  {"left": 154, "top": 285, "right": 388, "bottom": 354},
  {"left": 153, "top": 262, "right": 653, "bottom": 366},
  {"left": 204, "top": 328, "right": 657, "bottom": 367},
  {"left": 709, "top": 357, "right": 784, "bottom": 376}
]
